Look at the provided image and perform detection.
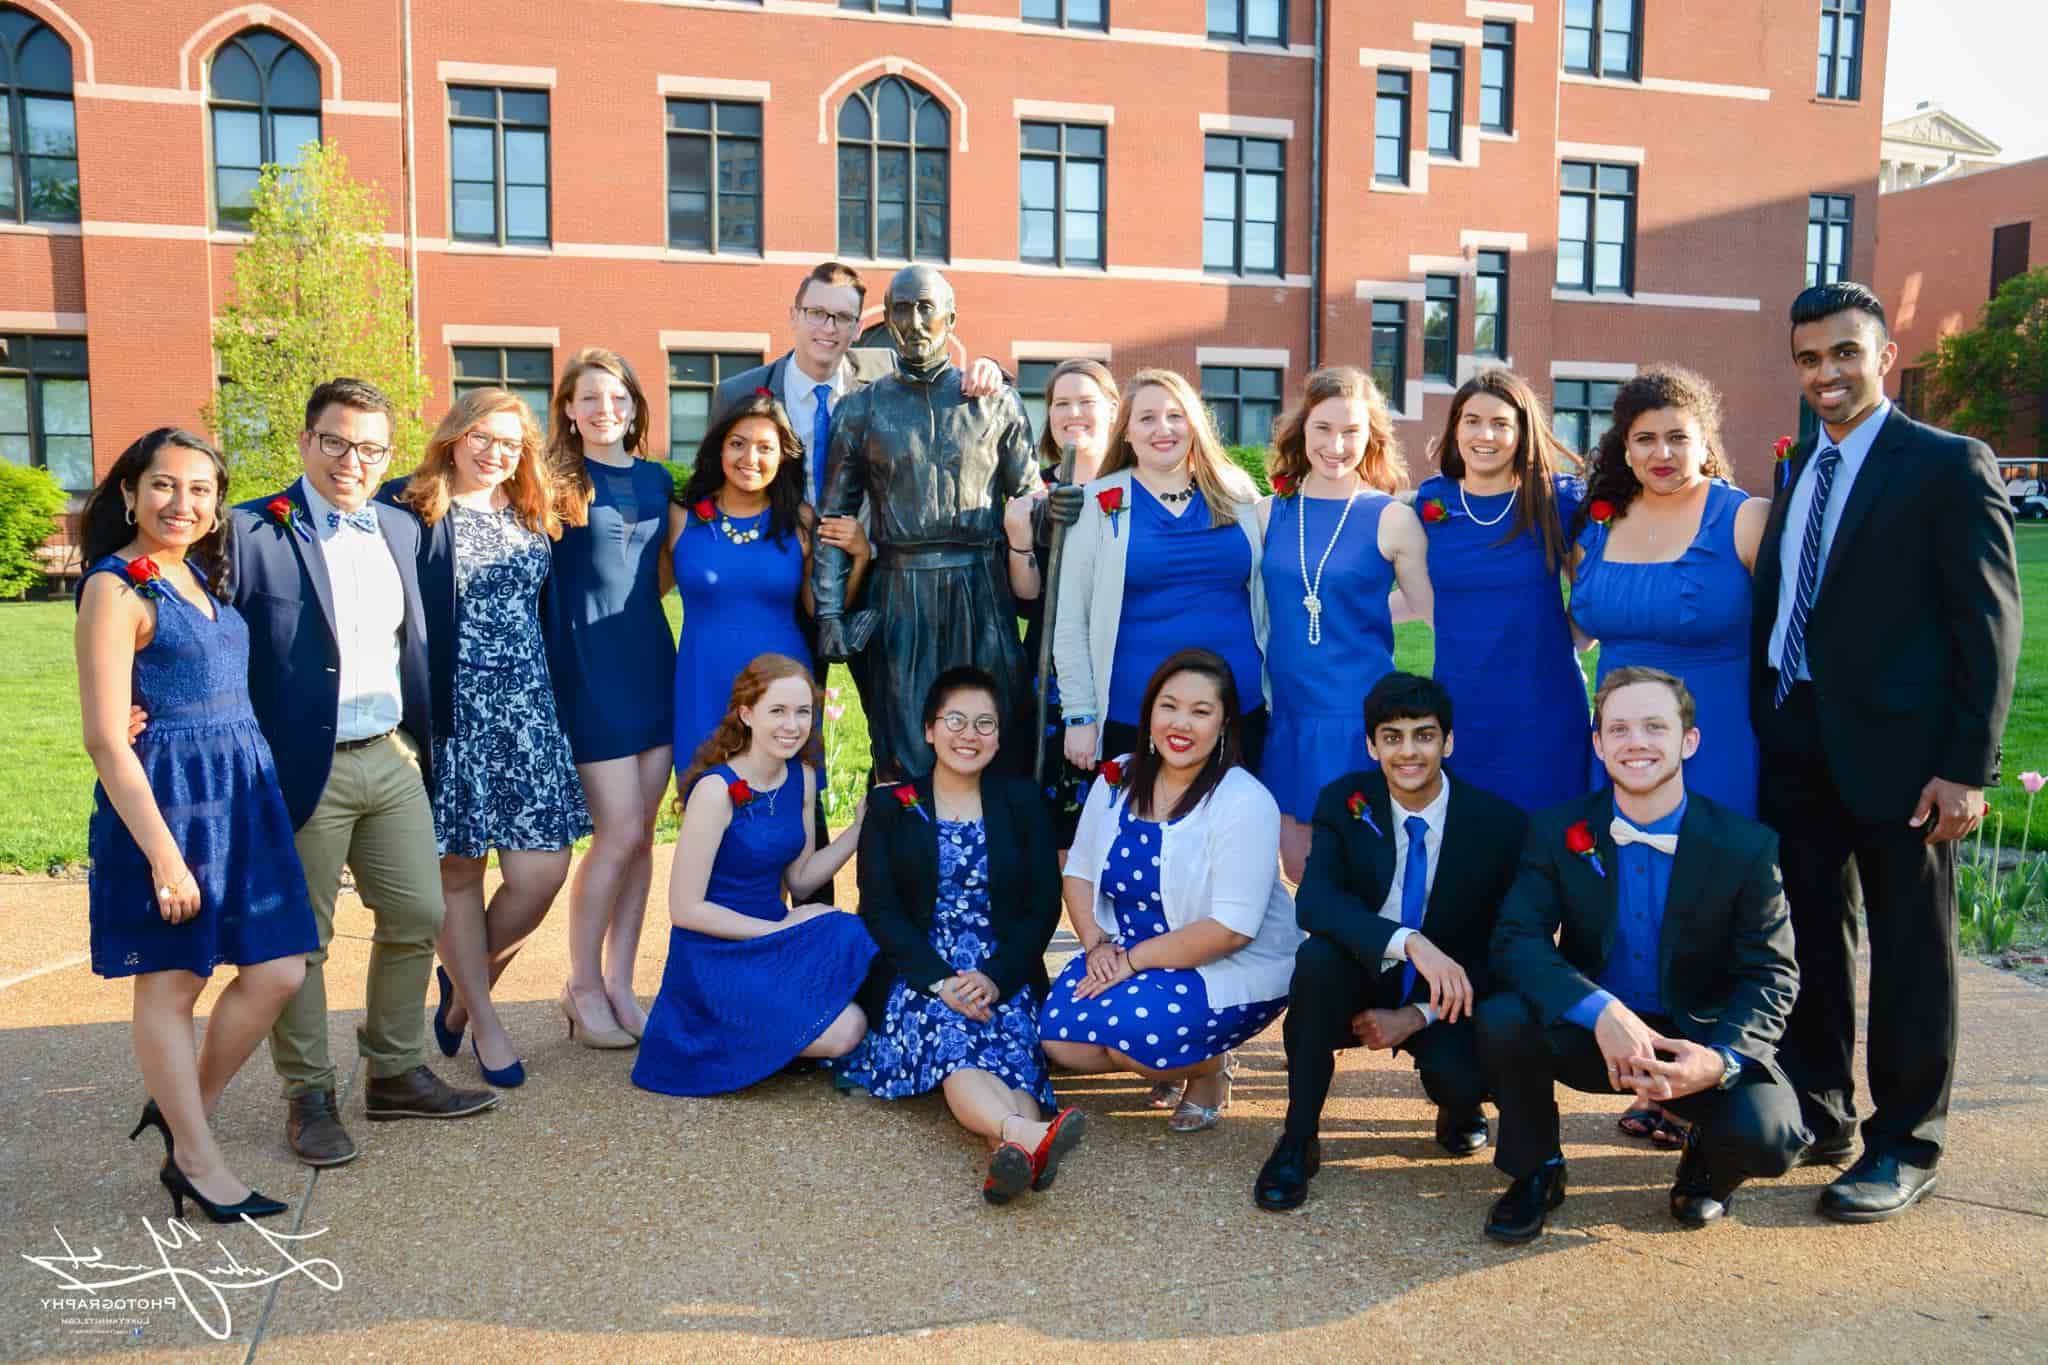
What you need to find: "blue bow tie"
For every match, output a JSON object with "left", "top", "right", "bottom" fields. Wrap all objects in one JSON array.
[{"left": 327, "top": 508, "right": 378, "bottom": 534}]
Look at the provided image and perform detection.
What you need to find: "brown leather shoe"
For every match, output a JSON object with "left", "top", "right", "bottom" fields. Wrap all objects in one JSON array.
[
  {"left": 287, "top": 1089, "right": 360, "bottom": 1167},
  {"left": 363, "top": 1064, "right": 499, "bottom": 1121}
]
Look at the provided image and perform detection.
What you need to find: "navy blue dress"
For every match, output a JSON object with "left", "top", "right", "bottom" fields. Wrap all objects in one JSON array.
[
  {"left": 1259, "top": 491, "right": 1394, "bottom": 820},
  {"left": 1571, "top": 481, "right": 1760, "bottom": 816},
  {"left": 833, "top": 818, "right": 1056, "bottom": 1109},
  {"left": 1038, "top": 800, "right": 1286, "bottom": 1070},
  {"left": 1420, "top": 474, "right": 1594, "bottom": 811},
  {"left": 83, "top": 557, "right": 318, "bottom": 979},
  {"left": 632, "top": 759, "right": 877, "bottom": 1096},
  {"left": 545, "top": 457, "right": 677, "bottom": 764},
  {"left": 671, "top": 509, "right": 811, "bottom": 764}
]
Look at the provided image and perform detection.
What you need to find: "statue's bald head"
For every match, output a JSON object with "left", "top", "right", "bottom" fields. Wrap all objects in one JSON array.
[{"left": 885, "top": 266, "right": 956, "bottom": 367}]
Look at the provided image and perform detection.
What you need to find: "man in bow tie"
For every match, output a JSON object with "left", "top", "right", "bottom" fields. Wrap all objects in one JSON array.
[{"left": 1477, "top": 666, "right": 1807, "bottom": 1243}]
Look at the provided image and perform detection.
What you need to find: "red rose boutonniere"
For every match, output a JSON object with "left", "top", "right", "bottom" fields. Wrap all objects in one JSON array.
[
  {"left": 1099, "top": 757, "right": 1126, "bottom": 789},
  {"left": 1420, "top": 498, "right": 1450, "bottom": 525},
  {"left": 1270, "top": 473, "right": 1297, "bottom": 498},
  {"left": 1771, "top": 434, "right": 1796, "bottom": 492},
  {"left": 265, "top": 495, "right": 312, "bottom": 542},
  {"left": 1772, "top": 435, "right": 1794, "bottom": 462},
  {"left": 893, "top": 783, "right": 930, "bottom": 822},
  {"left": 1097, "top": 486, "right": 1125, "bottom": 537},
  {"left": 1586, "top": 498, "right": 1616, "bottom": 527},
  {"left": 1346, "top": 790, "right": 1382, "bottom": 836},
  {"left": 1565, "top": 819, "right": 1605, "bottom": 878},
  {"left": 123, "top": 556, "right": 177, "bottom": 605},
  {"left": 727, "top": 778, "right": 755, "bottom": 811},
  {"left": 691, "top": 497, "right": 717, "bottom": 525}
]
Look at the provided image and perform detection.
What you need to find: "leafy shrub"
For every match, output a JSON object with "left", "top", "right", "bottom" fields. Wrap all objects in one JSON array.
[
  {"left": 658, "top": 461, "right": 691, "bottom": 501},
  {"left": 1225, "top": 443, "right": 1272, "bottom": 495},
  {"left": 0, "top": 463, "right": 70, "bottom": 597}
]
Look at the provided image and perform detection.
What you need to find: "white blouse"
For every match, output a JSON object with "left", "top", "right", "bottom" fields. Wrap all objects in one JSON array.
[{"left": 1065, "top": 762, "right": 1301, "bottom": 1009}]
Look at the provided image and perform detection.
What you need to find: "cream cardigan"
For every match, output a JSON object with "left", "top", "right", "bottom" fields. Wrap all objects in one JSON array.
[{"left": 1050, "top": 467, "right": 1271, "bottom": 761}]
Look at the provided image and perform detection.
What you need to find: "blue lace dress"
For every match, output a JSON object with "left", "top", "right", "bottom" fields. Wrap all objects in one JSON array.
[
  {"left": 82, "top": 556, "right": 317, "bottom": 979},
  {"left": 431, "top": 504, "right": 591, "bottom": 857},
  {"left": 834, "top": 818, "right": 1056, "bottom": 1109},
  {"left": 633, "top": 759, "right": 878, "bottom": 1096}
]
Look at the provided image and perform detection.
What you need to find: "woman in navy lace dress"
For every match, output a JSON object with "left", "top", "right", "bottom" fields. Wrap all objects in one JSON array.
[
  {"left": 838, "top": 667, "right": 1086, "bottom": 1205},
  {"left": 398, "top": 390, "right": 589, "bottom": 1089},
  {"left": 76, "top": 429, "right": 315, "bottom": 1223}
]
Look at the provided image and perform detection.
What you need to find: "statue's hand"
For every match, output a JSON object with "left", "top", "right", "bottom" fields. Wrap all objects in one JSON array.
[
  {"left": 1043, "top": 482, "right": 1084, "bottom": 529},
  {"left": 815, "top": 615, "right": 851, "bottom": 661}
]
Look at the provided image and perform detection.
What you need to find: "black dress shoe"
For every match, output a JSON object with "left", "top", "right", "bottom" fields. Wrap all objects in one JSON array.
[
  {"left": 1669, "top": 1129, "right": 1743, "bottom": 1228},
  {"left": 1819, "top": 1152, "right": 1938, "bottom": 1223},
  {"left": 1435, "top": 1107, "right": 1489, "bottom": 1157},
  {"left": 1253, "top": 1134, "right": 1321, "bottom": 1212},
  {"left": 1485, "top": 1159, "right": 1566, "bottom": 1244}
]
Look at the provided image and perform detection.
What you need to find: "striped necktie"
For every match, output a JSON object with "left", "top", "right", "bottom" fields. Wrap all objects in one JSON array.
[{"left": 1774, "top": 445, "right": 1842, "bottom": 707}]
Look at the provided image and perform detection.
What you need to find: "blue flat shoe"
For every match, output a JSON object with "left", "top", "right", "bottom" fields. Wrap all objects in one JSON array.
[
  {"left": 471, "top": 1038, "right": 525, "bottom": 1089},
  {"left": 432, "top": 965, "right": 463, "bottom": 1058}
]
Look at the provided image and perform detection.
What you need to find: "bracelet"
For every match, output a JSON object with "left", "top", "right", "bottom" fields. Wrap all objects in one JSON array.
[{"left": 1007, "top": 544, "right": 1035, "bottom": 556}]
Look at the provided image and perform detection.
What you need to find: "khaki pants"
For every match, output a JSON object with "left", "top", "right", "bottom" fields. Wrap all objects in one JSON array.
[{"left": 270, "top": 732, "right": 443, "bottom": 1097}]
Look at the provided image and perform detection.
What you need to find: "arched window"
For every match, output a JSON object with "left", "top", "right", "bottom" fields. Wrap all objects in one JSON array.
[
  {"left": 836, "top": 76, "right": 948, "bottom": 262},
  {"left": 209, "top": 28, "right": 322, "bottom": 230},
  {"left": 0, "top": 7, "right": 79, "bottom": 223}
]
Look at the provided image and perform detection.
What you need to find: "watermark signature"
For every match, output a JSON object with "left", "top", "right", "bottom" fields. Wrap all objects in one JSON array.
[{"left": 23, "top": 1217, "right": 343, "bottom": 1341}]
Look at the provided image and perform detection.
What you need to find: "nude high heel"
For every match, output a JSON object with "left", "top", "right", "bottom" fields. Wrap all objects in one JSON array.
[{"left": 558, "top": 985, "right": 635, "bottom": 1050}]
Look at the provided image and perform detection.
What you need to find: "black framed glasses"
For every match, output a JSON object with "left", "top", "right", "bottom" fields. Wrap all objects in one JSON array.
[
  {"left": 939, "top": 711, "right": 999, "bottom": 735},
  {"left": 310, "top": 431, "right": 394, "bottom": 465},
  {"left": 797, "top": 305, "right": 859, "bottom": 331}
]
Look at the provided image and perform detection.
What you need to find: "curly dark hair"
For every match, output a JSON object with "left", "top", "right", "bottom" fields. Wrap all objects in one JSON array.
[
  {"left": 675, "top": 390, "right": 810, "bottom": 546},
  {"left": 78, "top": 429, "right": 233, "bottom": 600},
  {"left": 1575, "top": 365, "right": 1730, "bottom": 532}
]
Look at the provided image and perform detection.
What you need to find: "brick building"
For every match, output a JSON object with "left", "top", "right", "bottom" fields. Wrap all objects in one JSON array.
[{"left": 4, "top": 0, "right": 1889, "bottom": 507}]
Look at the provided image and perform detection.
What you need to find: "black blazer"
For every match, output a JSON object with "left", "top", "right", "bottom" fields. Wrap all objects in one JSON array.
[
  {"left": 711, "top": 348, "right": 899, "bottom": 432},
  {"left": 855, "top": 773, "right": 1061, "bottom": 1004},
  {"left": 1295, "top": 770, "right": 1526, "bottom": 996},
  {"left": 374, "top": 478, "right": 457, "bottom": 743},
  {"left": 226, "top": 480, "right": 434, "bottom": 830},
  {"left": 1489, "top": 789, "right": 1798, "bottom": 1071},
  {"left": 1749, "top": 406, "right": 2021, "bottom": 821}
]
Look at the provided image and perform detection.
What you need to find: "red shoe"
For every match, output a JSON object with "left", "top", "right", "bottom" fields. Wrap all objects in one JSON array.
[
  {"left": 984, "top": 1142, "right": 1034, "bottom": 1206},
  {"left": 1030, "top": 1107, "right": 1088, "bottom": 1191}
]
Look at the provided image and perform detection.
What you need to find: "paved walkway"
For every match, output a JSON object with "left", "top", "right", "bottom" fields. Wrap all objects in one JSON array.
[{"left": 3, "top": 854, "right": 2044, "bottom": 1362}]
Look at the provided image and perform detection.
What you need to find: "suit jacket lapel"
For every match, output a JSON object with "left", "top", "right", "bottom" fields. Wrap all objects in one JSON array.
[
  {"left": 1559, "top": 791, "right": 1621, "bottom": 964},
  {"left": 1363, "top": 775, "right": 1397, "bottom": 907},
  {"left": 1753, "top": 441, "right": 1809, "bottom": 606},
  {"left": 983, "top": 778, "right": 1013, "bottom": 920},
  {"left": 287, "top": 480, "right": 339, "bottom": 642},
  {"left": 1424, "top": 778, "right": 1467, "bottom": 924},
  {"left": 1815, "top": 407, "right": 1908, "bottom": 604},
  {"left": 1659, "top": 796, "right": 1714, "bottom": 990},
  {"left": 911, "top": 773, "right": 941, "bottom": 919}
]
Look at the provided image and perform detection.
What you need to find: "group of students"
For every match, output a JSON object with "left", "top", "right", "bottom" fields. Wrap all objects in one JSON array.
[{"left": 75, "top": 269, "right": 2019, "bottom": 1238}]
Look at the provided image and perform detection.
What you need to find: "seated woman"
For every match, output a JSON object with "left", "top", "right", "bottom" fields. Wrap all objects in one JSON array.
[
  {"left": 1040, "top": 648, "right": 1302, "bottom": 1133},
  {"left": 837, "top": 667, "right": 1086, "bottom": 1206},
  {"left": 631, "top": 654, "right": 875, "bottom": 1097}
]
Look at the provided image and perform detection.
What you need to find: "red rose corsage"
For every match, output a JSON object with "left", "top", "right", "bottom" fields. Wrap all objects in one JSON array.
[
  {"left": 755, "top": 387, "right": 774, "bottom": 399},
  {"left": 1346, "top": 790, "right": 1382, "bottom": 836},
  {"left": 727, "top": 778, "right": 755, "bottom": 810},
  {"left": 123, "top": 555, "right": 176, "bottom": 604},
  {"left": 1270, "top": 473, "right": 1297, "bottom": 497},
  {"left": 691, "top": 497, "right": 717, "bottom": 524},
  {"left": 1420, "top": 498, "right": 1450, "bottom": 524},
  {"left": 1586, "top": 498, "right": 1615, "bottom": 526},
  {"left": 893, "top": 783, "right": 929, "bottom": 822},
  {"left": 1772, "top": 435, "right": 1794, "bottom": 462},
  {"left": 1771, "top": 435, "right": 1797, "bottom": 492},
  {"left": 1096, "top": 486, "right": 1125, "bottom": 537},
  {"left": 265, "top": 494, "right": 312, "bottom": 541},
  {"left": 1099, "top": 757, "right": 1126, "bottom": 789},
  {"left": 1565, "top": 819, "right": 1605, "bottom": 878}
]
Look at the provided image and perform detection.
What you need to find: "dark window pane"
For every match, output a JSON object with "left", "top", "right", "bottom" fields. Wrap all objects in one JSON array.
[
  {"left": 670, "top": 192, "right": 710, "bottom": 249},
  {"left": 1241, "top": 368, "right": 1280, "bottom": 399},
  {"left": 216, "top": 168, "right": 261, "bottom": 226},
  {"left": 915, "top": 100, "right": 947, "bottom": 146},
  {"left": 500, "top": 90, "right": 548, "bottom": 125},
  {"left": 1067, "top": 126, "right": 1104, "bottom": 158},
  {"left": 271, "top": 48, "right": 320, "bottom": 108},
  {"left": 718, "top": 102, "right": 761, "bottom": 135},
  {"left": 717, "top": 138, "right": 758, "bottom": 195},
  {"left": 877, "top": 200, "right": 906, "bottom": 257},
  {"left": 452, "top": 348, "right": 498, "bottom": 379},
  {"left": 1021, "top": 122, "right": 1060, "bottom": 153},
  {"left": 449, "top": 86, "right": 496, "bottom": 119},
  {"left": 669, "top": 135, "right": 710, "bottom": 190},
  {"left": 916, "top": 204, "right": 945, "bottom": 259},
  {"left": 1244, "top": 138, "right": 1283, "bottom": 170},
  {"left": 719, "top": 194, "right": 759, "bottom": 251},
  {"left": 877, "top": 81, "right": 910, "bottom": 140},
  {"left": 1561, "top": 161, "right": 1593, "bottom": 190},
  {"left": 838, "top": 94, "right": 871, "bottom": 140},
  {"left": 915, "top": 150, "right": 945, "bottom": 202},
  {"left": 211, "top": 44, "right": 262, "bottom": 103},
  {"left": 669, "top": 101, "right": 710, "bottom": 131},
  {"left": 838, "top": 146, "right": 870, "bottom": 199},
  {"left": 1204, "top": 135, "right": 1237, "bottom": 165}
]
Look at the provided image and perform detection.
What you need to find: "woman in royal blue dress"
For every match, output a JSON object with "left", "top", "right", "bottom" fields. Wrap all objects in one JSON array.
[
  {"left": 542, "top": 348, "right": 676, "bottom": 1047},
  {"left": 633, "top": 654, "right": 876, "bottom": 1096},
  {"left": 1053, "top": 369, "right": 1269, "bottom": 778},
  {"left": 1040, "top": 649, "right": 1302, "bottom": 1134},
  {"left": 75, "top": 428, "right": 316, "bottom": 1223},
  {"left": 1415, "top": 368, "right": 1592, "bottom": 812},
  {"left": 1259, "top": 366, "right": 1433, "bottom": 882},
  {"left": 838, "top": 667, "right": 1086, "bottom": 1205}
]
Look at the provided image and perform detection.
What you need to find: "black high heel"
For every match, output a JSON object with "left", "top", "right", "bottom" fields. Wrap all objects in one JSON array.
[
  {"left": 128, "top": 1099, "right": 173, "bottom": 1156},
  {"left": 159, "top": 1158, "right": 288, "bottom": 1224}
]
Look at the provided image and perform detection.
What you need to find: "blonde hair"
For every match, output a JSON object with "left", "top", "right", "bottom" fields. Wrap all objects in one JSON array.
[
  {"left": 1099, "top": 368, "right": 1258, "bottom": 529},
  {"left": 545, "top": 347, "right": 651, "bottom": 527},
  {"left": 1267, "top": 366, "right": 1406, "bottom": 493},
  {"left": 400, "top": 389, "right": 562, "bottom": 539},
  {"left": 675, "top": 653, "right": 824, "bottom": 812}
]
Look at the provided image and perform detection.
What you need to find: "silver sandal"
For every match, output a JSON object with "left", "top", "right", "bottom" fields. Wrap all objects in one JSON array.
[
  {"left": 1147, "top": 1081, "right": 1187, "bottom": 1110},
  {"left": 1167, "top": 1054, "right": 1235, "bottom": 1134}
]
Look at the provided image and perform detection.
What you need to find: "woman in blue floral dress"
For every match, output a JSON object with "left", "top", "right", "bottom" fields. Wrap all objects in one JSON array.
[
  {"left": 397, "top": 390, "right": 590, "bottom": 1089},
  {"left": 839, "top": 667, "right": 1085, "bottom": 1205}
]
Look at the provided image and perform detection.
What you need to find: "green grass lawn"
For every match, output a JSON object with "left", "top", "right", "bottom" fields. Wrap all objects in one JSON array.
[{"left": 3, "top": 525, "right": 2039, "bottom": 874}]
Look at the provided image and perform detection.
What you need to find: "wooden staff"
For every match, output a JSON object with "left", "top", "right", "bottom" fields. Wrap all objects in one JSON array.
[{"left": 1032, "top": 442, "right": 1078, "bottom": 786}]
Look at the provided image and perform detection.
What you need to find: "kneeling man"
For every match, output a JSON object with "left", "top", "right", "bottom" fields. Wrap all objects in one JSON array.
[
  {"left": 1478, "top": 666, "right": 1808, "bottom": 1243},
  {"left": 1255, "top": 673, "right": 1527, "bottom": 1211}
]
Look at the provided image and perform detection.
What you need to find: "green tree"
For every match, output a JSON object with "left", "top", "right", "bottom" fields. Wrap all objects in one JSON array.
[
  {"left": 1922, "top": 267, "right": 2048, "bottom": 447},
  {"left": 203, "top": 141, "right": 429, "bottom": 491},
  {"left": 0, "top": 463, "right": 70, "bottom": 597}
]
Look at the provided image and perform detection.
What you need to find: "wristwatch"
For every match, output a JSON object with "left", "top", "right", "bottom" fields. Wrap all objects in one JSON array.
[
  {"left": 929, "top": 978, "right": 951, "bottom": 995},
  {"left": 1064, "top": 713, "right": 1096, "bottom": 728},
  {"left": 1711, "top": 1045, "right": 1744, "bottom": 1091}
]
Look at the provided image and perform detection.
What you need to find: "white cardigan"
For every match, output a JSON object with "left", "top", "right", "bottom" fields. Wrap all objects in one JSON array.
[
  {"left": 1066, "top": 763, "right": 1301, "bottom": 1009},
  {"left": 1051, "top": 467, "right": 1271, "bottom": 762}
]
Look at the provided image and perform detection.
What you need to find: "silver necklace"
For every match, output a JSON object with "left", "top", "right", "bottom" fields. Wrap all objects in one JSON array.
[
  {"left": 1297, "top": 488, "right": 1360, "bottom": 647},
  {"left": 1459, "top": 480, "right": 1517, "bottom": 527}
]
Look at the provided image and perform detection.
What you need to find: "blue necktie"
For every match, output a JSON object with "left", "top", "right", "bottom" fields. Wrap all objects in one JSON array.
[
  {"left": 1400, "top": 814, "right": 1429, "bottom": 999},
  {"left": 327, "top": 507, "right": 377, "bottom": 534},
  {"left": 1774, "top": 445, "right": 1843, "bottom": 707},
  {"left": 811, "top": 383, "right": 833, "bottom": 506}
]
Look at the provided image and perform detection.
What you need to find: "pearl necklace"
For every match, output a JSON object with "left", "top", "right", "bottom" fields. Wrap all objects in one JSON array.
[
  {"left": 1458, "top": 480, "right": 1518, "bottom": 527},
  {"left": 1297, "top": 487, "right": 1361, "bottom": 647}
]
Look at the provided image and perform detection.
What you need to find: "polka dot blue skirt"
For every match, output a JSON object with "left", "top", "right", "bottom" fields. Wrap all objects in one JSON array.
[{"left": 1038, "top": 801, "right": 1286, "bottom": 1071}]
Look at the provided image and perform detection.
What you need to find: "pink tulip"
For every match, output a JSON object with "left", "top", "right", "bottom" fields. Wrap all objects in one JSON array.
[
  {"left": 826, "top": 687, "right": 842, "bottom": 701},
  {"left": 2023, "top": 771, "right": 2046, "bottom": 796},
  {"left": 825, "top": 704, "right": 845, "bottom": 722}
]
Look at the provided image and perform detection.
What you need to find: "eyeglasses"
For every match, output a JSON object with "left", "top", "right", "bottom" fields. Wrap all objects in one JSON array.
[
  {"left": 797, "top": 306, "right": 859, "bottom": 331},
  {"left": 311, "top": 431, "right": 393, "bottom": 465},
  {"left": 939, "top": 712, "right": 999, "bottom": 736},
  {"left": 462, "top": 430, "right": 524, "bottom": 458}
]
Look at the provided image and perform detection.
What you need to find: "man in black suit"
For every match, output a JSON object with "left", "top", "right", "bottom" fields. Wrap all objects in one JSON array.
[
  {"left": 1751, "top": 282, "right": 2021, "bottom": 1222},
  {"left": 1478, "top": 667, "right": 1807, "bottom": 1242},
  {"left": 1254, "top": 674, "right": 1528, "bottom": 1212}
]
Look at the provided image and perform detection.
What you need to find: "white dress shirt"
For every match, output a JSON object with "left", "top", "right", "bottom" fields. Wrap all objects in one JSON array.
[
  {"left": 299, "top": 478, "right": 405, "bottom": 743},
  {"left": 782, "top": 357, "right": 846, "bottom": 509},
  {"left": 1375, "top": 778, "right": 1451, "bottom": 1025},
  {"left": 1767, "top": 399, "right": 1891, "bottom": 675}
]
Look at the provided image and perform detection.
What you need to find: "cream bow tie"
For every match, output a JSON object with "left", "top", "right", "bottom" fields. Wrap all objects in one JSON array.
[{"left": 1609, "top": 819, "right": 1677, "bottom": 855}]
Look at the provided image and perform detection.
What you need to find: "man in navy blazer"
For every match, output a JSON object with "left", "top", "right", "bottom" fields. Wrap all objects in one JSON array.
[{"left": 226, "top": 377, "right": 495, "bottom": 1166}]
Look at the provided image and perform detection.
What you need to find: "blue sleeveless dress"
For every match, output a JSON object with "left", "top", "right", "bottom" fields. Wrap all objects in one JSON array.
[
  {"left": 631, "top": 758, "right": 876, "bottom": 1096},
  {"left": 1419, "top": 474, "right": 1593, "bottom": 811},
  {"left": 1570, "top": 481, "right": 1760, "bottom": 816},
  {"left": 82, "top": 556, "right": 317, "bottom": 979},
  {"left": 671, "top": 509, "right": 812, "bottom": 763},
  {"left": 1259, "top": 492, "right": 1395, "bottom": 820}
]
